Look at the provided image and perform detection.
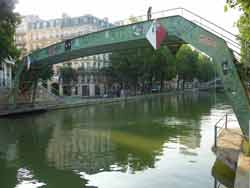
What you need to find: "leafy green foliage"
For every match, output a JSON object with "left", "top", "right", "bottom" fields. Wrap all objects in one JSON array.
[
  {"left": 225, "top": 0, "right": 250, "bottom": 68},
  {"left": 176, "top": 45, "right": 199, "bottom": 81},
  {"left": 19, "top": 64, "right": 54, "bottom": 94},
  {"left": 0, "top": 0, "right": 20, "bottom": 62},
  {"left": 176, "top": 45, "right": 215, "bottom": 89},
  {"left": 197, "top": 55, "right": 216, "bottom": 82},
  {"left": 0, "top": 0, "right": 55, "bottom": 102},
  {"left": 225, "top": 0, "right": 250, "bottom": 13},
  {"left": 59, "top": 66, "right": 78, "bottom": 84},
  {"left": 104, "top": 45, "right": 214, "bottom": 93}
]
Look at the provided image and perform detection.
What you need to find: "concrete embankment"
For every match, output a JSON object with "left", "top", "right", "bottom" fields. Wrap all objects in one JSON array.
[
  {"left": 234, "top": 153, "right": 250, "bottom": 188},
  {"left": 0, "top": 92, "right": 179, "bottom": 117},
  {"left": 213, "top": 128, "right": 250, "bottom": 188},
  {"left": 48, "top": 93, "right": 167, "bottom": 111}
]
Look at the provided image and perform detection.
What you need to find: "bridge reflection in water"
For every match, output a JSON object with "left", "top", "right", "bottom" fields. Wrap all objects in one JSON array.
[{"left": 0, "top": 92, "right": 236, "bottom": 188}]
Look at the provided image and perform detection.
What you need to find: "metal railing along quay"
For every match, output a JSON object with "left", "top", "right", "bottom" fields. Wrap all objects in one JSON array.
[
  {"left": 213, "top": 113, "right": 250, "bottom": 188},
  {"left": 214, "top": 113, "right": 229, "bottom": 149},
  {"left": 214, "top": 112, "right": 250, "bottom": 152}
]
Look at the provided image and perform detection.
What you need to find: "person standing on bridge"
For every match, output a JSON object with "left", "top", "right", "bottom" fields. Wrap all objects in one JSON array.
[{"left": 147, "top": 6, "right": 152, "bottom": 20}]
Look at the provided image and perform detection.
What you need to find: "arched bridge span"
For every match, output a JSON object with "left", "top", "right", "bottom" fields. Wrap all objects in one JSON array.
[{"left": 14, "top": 10, "right": 250, "bottom": 137}]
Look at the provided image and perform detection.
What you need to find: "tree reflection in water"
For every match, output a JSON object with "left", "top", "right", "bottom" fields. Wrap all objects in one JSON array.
[{"left": 0, "top": 92, "right": 231, "bottom": 188}]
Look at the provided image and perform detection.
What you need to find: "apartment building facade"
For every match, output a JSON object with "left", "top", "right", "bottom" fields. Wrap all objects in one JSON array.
[
  {"left": 16, "top": 14, "right": 112, "bottom": 97},
  {"left": 0, "top": 59, "right": 14, "bottom": 91}
]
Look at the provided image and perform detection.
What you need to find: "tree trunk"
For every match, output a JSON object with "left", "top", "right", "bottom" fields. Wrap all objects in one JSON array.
[
  {"left": 134, "top": 84, "right": 137, "bottom": 95},
  {"left": 134, "top": 78, "right": 138, "bottom": 95},
  {"left": 176, "top": 74, "right": 180, "bottom": 90},
  {"left": 142, "top": 81, "right": 145, "bottom": 94},
  {"left": 177, "top": 78, "right": 180, "bottom": 90},
  {"left": 149, "top": 74, "right": 153, "bottom": 93},
  {"left": 182, "top": 80, "right": 185, "bottom": 91},
  {"left": 31, "top": 80, "right": 38, "bottom": 105},
  {"left": 160, "top": 72, "right": 164, "bottom": 92}
]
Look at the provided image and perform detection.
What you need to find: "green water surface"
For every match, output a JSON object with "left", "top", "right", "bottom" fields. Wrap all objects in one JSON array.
[{"left": 0, "top": 92, "right": 236, "bottom": 188}]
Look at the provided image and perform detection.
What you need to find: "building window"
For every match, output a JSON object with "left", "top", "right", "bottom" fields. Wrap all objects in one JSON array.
[
  {"left": 39, "top": 22, "right": 43, "bottom": 29},
  {"left": 53, "top": 20, "right": 56, "bottom": 27},
  {"left": 7, "top": 67, "right": 10, "bottom": 77},
  {"left": 75, "top": 18, "right": 79, "bottom": 24},
  {"left": 83, "top": 17, "right": 87, "bottom": 23},
  {"left": 50, "top": 21, "right": 54, "bottom": 27}
]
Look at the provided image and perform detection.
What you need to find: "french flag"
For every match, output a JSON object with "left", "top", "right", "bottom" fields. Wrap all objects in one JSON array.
[{"left": 146, "top": 20, "right": 167, "bottom": 49}]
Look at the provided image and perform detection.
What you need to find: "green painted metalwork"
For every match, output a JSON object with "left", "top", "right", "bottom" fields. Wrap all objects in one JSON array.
[
  {"left": 158, "top": 16, "right": 250, "bottom": 137},
  {"left": 30, "top": 22, "right": 154, "bottom": 64},
  {"left": 8, "top": 61, "right": 26, "bottom": 108},
  {"left": 18, "top": 15, "right": 250, "bottom": 137}
]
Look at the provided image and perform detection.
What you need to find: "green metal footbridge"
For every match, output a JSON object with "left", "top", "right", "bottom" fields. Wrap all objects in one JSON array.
[{"left": 11, "top": 8, "right": 250, "bottom": 137}]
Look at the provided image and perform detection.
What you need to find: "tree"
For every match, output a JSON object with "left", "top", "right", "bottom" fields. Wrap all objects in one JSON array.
[
  {"left": 19, "top": 63, "right": 54, "bottom": 103},
  {"left": 0, "top": 1, "right": 56, "bottom": 104},
  {"left": 59, "top": 66, "right": 78, "bottom": 84},
  {"left": 237, "top": 15, "right": 250, "bottom": 67},
  {"left": 107, "top": 44, "right": 218, "bottom": 95},
  {"left": 176, "top": 45, "right": 199, "bottom": 89},
  {"left": 0, "top": 0, "right": 20, "bottom": 62},
  {"left": 197, "top": 55, "right": 216, "bottom": 82},
  {"left": 149, "top": 46, "right": 176, "bottom": 91},
  {"left": 59, "top": 66, "right": 78, "bottom": 96},
  {"left": 107, "top": 46, "right": 177, "bottom": 94},
  {"left": 225, "top": 0, "right": 250, "bottom": 13},
  {"left": 225, "top": 0, "right": 250, "bottom": 68},
  {"left": 109, "top": 49, "right": 143, "bottom": 94}
]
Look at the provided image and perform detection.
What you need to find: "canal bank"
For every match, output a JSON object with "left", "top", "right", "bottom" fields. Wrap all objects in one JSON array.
[
  {"left": 0, "top": 92, "right": 232, "bottom": 188},
  {"left": 213, "top": 128, "right": 250, "bottom": 188},
  {"left": 0, "top": 91, "right": 198, "bottom": 117},
  {"left": 2, "top": 91, "right": 248, "bottom": 187}
]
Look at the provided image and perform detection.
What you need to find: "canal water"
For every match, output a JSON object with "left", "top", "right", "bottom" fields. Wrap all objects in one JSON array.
[{"left": 0, "top": 92, "right": 238, "bottom": 188}]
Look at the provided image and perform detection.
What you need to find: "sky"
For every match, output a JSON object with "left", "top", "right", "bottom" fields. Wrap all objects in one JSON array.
[{"left": 15, "top": 0, "right": 242, "bottom": 34}]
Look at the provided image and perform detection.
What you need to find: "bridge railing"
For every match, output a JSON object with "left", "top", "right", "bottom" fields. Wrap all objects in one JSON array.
[
  {"left": 153, "top": 8, "right": 242, "bottom": 58},
  {"left": 113, "top": 7, "right": 250, "bottom": 62},
  {"left": 214, "top": 112, "right": 250, "bottom": 150},
  {"left": 214, "top": 113, "right": 229, "bottom": 149}
]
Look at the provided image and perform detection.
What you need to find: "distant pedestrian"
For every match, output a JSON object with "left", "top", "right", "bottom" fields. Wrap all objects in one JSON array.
[{"left": 147, "top": 6, "right": 152, "bottom": 21}]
